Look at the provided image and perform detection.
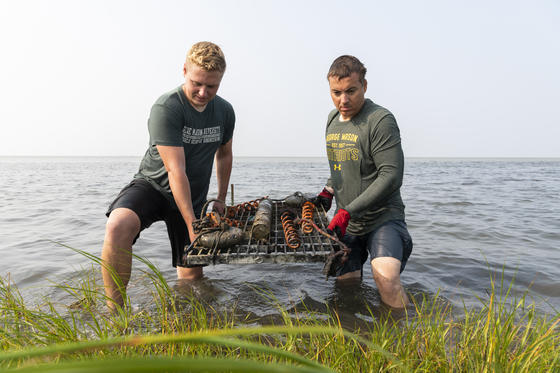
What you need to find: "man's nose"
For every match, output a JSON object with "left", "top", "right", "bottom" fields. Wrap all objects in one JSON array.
[
  {"left": 198, "top": 86, "right": 208, "bottom": 97},
  {"left": 341, "top": 94, "right": 349, "bottom": 103}
]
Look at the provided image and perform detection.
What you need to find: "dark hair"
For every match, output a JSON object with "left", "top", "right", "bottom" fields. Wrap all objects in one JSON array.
[{"left": 327, "top": 55, "right": 367, "bottom": 84}]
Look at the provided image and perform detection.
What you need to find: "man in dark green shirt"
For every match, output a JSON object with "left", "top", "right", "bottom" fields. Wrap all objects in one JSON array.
[
  {"left": 318, "top": 55, "right": 412, "bottom": 308},
  {"left": 101, "top": 42, "right": 235, "bottom": 310}
]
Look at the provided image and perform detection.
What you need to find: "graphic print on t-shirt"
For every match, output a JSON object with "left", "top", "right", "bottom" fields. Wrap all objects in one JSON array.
[
  {"left": 182, "top": 125, "right": 222, "bottom": 145},
  {"left": 326, "top": 132, "right": 360, "bottom": 172}
]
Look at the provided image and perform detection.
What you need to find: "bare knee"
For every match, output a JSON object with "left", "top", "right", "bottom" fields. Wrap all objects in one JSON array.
[
  {"left": 372, "top": 256, "right": 400, "bottom": 277},
  {"left": 372, "top": 270, "right": 401, "bottom": 294},
  {"left": 104, "top": 208, "right": 140, "bottom": 246},
  {"left": 371, "top": 257, "right": 409, "bottom": 307}
]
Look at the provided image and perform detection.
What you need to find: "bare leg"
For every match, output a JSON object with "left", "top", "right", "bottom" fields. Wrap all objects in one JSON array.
[
  {"left": 177, "top": 266, "right": 203, "bottom": 280},
  {"left": 336, "top": 269, "right": 361, "bottom": 280},
  {"left": 101, "top": 208, "right": 140, "bottom": 310},
  {"left": 371, "top": 257, "right": 409, "bottom": 308}
]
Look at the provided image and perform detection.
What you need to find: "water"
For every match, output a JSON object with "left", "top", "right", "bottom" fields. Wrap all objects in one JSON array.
[{"left": 1, "top": 157, "right": 559, "bottom": 323}]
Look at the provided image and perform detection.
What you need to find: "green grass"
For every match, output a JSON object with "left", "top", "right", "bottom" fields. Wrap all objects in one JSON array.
[{"left": 1, "top": 249, "right": 558, "bottom": 372}]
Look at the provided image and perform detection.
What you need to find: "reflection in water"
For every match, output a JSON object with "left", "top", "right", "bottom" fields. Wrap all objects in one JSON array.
[
  {"left": 174, "top": 277, "right": 224, "bottom": 304},
  {"left": 168, "top": 270, "right": 445, "bottom": 332}
]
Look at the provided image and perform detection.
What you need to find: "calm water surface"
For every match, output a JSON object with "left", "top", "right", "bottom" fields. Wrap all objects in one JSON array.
[{"left": 1, "top": 157, "right": 559, "bottom": 324}]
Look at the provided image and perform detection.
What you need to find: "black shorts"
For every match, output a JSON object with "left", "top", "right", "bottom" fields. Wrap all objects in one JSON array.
[
  {"left": 106, "top": 178, "right": 196, "bottom": 268},
  {"left": 336, "top": 220, "right": 413, "bottom": 277}
]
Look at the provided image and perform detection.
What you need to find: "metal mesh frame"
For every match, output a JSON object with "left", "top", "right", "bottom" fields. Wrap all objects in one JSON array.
[{"left": 183, "top": 201, "right": 338, "bottom": 265}]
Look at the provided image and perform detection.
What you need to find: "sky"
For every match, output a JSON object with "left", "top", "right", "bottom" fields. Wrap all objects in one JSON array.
[{"left": 1, "top": 0, "right": 559, "bottom": 158}]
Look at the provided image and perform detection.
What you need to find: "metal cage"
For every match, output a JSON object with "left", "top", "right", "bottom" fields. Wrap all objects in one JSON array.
[{"left": 183, "top": 201, "right": 339, "bottom": 266}]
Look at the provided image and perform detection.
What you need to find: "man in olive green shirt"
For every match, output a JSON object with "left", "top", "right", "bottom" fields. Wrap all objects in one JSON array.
[
  {"left": 101, "top": 42, "right": 234, "bottom": 310},
  {"left": 317, "top": 55, "right": 413, "bottom": 308}
]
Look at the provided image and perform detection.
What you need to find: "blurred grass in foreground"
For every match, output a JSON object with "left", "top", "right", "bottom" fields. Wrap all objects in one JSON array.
[{"left": 0, "top": 248, "right": 558, "bottom": 372}]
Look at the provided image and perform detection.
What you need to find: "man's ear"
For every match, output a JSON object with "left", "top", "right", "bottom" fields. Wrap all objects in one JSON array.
[{"left": 363, "top": 78, "right": 367, "bottom": 93}]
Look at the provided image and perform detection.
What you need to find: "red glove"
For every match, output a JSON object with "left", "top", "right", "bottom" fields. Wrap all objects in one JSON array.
[
  {"left": 315, "top": 187, "right": 334, "bottom": 212},
  {"left": 327, "top": 209, "right": 350, "bottom": 239}
]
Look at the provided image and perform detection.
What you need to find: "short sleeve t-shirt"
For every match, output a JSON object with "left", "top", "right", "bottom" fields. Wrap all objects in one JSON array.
[{"left": 134, "top": 86, "right": 235, "bottom": 214}]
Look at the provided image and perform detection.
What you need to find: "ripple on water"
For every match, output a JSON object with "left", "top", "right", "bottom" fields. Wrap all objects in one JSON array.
[{"left": 1, "top": 157, "right": 559, "bottom": 320}]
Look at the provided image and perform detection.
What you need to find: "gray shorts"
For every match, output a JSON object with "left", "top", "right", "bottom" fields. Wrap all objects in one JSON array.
[
  {"left": 336, "top": 220, "right": 413, "bottom": 277},
  {"left": 106, "top": 178, "right": 197, "bottom": 268}
]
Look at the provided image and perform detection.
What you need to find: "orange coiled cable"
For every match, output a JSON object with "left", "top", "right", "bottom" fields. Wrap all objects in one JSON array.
[
  {"left": 281, "top": 211, "right": 301, "bottom": 250},
  {"left": 301, "top": 202, "right": 314, "bottom": 234},
  {"left": 227, "top": 199, "right": 262, "bottom": 218}
]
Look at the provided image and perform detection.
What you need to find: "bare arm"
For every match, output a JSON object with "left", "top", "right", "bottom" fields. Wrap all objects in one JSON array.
[
  {"left": 156, "top": 145, "right": 197, "bottom": 241},
  {"left": 214, "top": 139, "right": 233, "bottom": 212}
]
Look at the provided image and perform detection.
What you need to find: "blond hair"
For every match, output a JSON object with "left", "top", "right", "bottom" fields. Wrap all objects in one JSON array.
[{"left": 186, "top": 42, "right": 226, "bottom": 73}]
